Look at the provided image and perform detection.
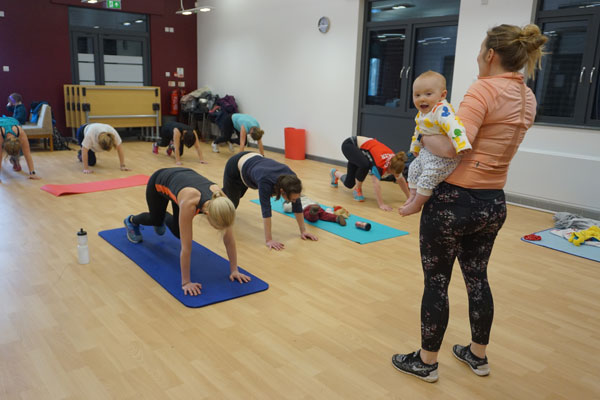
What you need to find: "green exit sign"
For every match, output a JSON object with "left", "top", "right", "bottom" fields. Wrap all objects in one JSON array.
[{"left": 105, "top": 0, "right": 121, "bottom": 9}]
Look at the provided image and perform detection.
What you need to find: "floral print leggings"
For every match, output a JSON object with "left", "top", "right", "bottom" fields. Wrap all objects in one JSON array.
[{"left": 419, "top": 181, "right": 507, "bottom": 352}]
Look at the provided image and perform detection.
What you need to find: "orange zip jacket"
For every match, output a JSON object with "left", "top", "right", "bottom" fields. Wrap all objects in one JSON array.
[{"left": 446, "top": 72, "right": 537, "bottom": 189}]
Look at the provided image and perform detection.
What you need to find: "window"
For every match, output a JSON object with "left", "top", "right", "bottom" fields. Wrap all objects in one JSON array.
[
  {"left": 69, "top": 7, "right": 150, "bottom": 86},
  {"left": 533, "top": 1, "right": 600, "bottom": 127}
]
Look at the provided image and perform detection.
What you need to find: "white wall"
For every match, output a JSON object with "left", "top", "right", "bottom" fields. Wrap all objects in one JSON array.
[
  {"left": 196, "top": 0, "right": 362, "bottom": 161},
  {"left": 197, "top": 0, "right": 600, "bottom": 215}
]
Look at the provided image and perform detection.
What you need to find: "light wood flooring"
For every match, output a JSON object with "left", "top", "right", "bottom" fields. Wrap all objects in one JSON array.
[{"left": 0, "top": 139, "right": 598, "bottom": 399}]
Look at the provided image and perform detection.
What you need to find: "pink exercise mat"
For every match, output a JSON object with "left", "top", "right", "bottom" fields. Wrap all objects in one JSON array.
[{"left": 41, "top": 174, "right": 149, "bottom": 196}]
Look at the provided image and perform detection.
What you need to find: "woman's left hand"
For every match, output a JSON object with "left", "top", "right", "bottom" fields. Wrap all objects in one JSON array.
[
  {"left": 120, "top": 165, "right": 131, "bottom": 171},
  {"left": 28, "top": 174, "right": 41, "bottom": 180},
  {"left": 301, "top": 232, "right": 318, "bottom": 241},
  {"left": 230, "top": 271, "right": 251, "bottom": 283}
]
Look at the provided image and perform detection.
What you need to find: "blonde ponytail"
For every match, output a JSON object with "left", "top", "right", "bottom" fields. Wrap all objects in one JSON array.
[{"left": 206, "top": 191, "right": 236, "bottom": 230}]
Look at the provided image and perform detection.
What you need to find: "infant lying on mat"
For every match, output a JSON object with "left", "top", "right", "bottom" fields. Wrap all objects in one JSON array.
[{"left": 283, "top": 195, "right": 348, "bottom": 226}]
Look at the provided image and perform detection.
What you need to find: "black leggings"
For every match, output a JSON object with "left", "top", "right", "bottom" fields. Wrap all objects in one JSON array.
[
  {"left": 341, "top": 137, "right": 371, "bottom": 189},
  {"left": 130, "top": 172, "right": 182, "bottom": 238},
  {"left": 222, "top": 151, "right": 251, "bottom": 208},
  {"left": 214, "top": 114, "right": 240, "bottom": 145},
  {"left": 76, "top": 124, "right": 96, "bottom": 166},
  {"left": 157, "top": 133, "right": 184, "bottom": 156},
  {"left": 419, "top": 182, "right": 507, "bottom": 351}
]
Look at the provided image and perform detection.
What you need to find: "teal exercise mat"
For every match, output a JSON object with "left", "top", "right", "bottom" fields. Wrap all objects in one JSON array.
[
  {"left": 521, "top": 228, "right": 600, "bottom": 263},
  {"left": 99, "top": 227, "right": 269, "bottom": 307},
  {"left": 250, "top": 198, "right": 409, "bottom": 244}
]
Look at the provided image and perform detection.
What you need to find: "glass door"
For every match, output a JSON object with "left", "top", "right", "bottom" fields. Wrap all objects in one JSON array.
[
  {"left": 72, "top": 33, "right": 100, "bottom": 85},
  {"left": 533, "top": 18, "right": 596, "bottom": 123},
  {"left": 364, "top": 27, "right": 410, "bottom": 114},
  {"left": 101, "top": 36, "right": 147, "bottom": 86},
  {"left": 407, "top": 24, "right": 458, "bottom": 112}
]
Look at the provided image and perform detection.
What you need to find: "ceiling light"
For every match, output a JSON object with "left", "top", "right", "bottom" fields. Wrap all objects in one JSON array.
[
  {"left": 135, "top": 19, "right": 144, "bottom": 23},
  {"left": 390, "top": 3, "right": 415, "bottom": 10},
  {"left": 176, "top": 0, "right": 214, "bottom": 15},
  {"left": 123, "top": 22, "right": 131, "bottom": 26},
  {"left": 82, "top": 0, "right": 99, "bottom": 3}
]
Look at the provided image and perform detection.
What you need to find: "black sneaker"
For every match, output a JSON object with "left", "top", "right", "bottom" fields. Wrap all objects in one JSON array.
[
  {"left": 452, "top": 344, "right": 490, "bottom": 376},
  {"left": 391, "top": 350, "right": 438, "bottom": 383},
  {"left": 77, "top": 149, "right": 82, "bottom": 162}
]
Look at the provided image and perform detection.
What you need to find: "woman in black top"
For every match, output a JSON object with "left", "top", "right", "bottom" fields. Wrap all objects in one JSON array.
[
  {"left": 223, "top": 152, "right": 318, "bottom": 250},
  {"left": 124, "top": 167, "right": 249, "bottom": 296},
  {"left": 154, "top": 121, "right": 207, "bottom": 165}
]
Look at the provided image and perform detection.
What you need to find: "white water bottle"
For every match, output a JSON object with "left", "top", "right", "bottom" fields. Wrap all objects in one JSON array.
[{"left": 77, "top": 228, "right": 90, "bottom": 264}]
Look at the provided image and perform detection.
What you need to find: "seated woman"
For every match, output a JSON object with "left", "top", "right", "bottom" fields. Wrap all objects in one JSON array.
[
  {"left": 6, "top": 93, "right": 27, "bottom": 125},
  {"left": 222, "top": 152, "right": 318, "bottom": 250},
  {"left": 124, "top": 167, "right": 250, "bottom": 296},
  {"left": 0, "top": 116, "right": 40, "bottom": 182},
  {"left": 153, "top": 121, "right": 207, "bottom": 165},
  {"left": 76, "top": 123, "right": 131, "bottom": 174},
  {"left": 330, "top": 136, "right": 409, "bottom": 211}
]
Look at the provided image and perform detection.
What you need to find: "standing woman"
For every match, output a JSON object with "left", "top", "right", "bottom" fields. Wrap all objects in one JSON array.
[
  {"left": 152, "top": 121, "right": 207, "bottom": 165},
  {"left": 330, "top": 136, "right": 409, "bottom": 211},
  {"left": 223, "top": 152, "right": 318, "bottom": 250},
  {"left": 212, "top": 113, "right": 265, "bottom": 156},
  {"left": 0, "top": 117, "right": 40, "bottom": 182},
  {"left": 391, "top": 24, "right": 547, "bottom": 382},
  {"left": 124, "top": 167, "right": 250, "bottom": 296},
  {"left": 76, "top": 123, "right": 130, "bottom": 174}
]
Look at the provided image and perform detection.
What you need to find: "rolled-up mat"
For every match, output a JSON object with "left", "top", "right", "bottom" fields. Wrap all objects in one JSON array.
[
  {"left": 99, "top": 227, "right": 269, "bottom": 307},
  {"left": 41, "top": 174, "right": 149, "bottom": 196}
]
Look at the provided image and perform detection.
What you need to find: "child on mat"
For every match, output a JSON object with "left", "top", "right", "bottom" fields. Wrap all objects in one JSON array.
[
  {"left": 0, "top": 116, "right": 40, "bottom": 182},
  {"left": 399, "top": 70, "right": 471, "bottom": 217},
  {"left": 153, "top": 121, "right": 207, "bottom": 165},
  {"left": 283, "top": 195, "right": 347, "bottom": 226},
  {"left": 124, "top": 167, "right": 250, "bottom": 296},
  {"left": 76, "top": 123, "right": 131, "bottom": 174},
  {"left": 6, "top": 93, "right": 27, "bottom": 125}
]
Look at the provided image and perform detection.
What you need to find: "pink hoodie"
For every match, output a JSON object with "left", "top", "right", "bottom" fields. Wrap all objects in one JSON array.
[{"left": 446, "top": 72, "right": 537, "bottom": 189}]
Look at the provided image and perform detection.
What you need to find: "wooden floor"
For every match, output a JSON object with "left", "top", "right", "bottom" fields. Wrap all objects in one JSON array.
[{"left": 0, "top": 139, "right": 598, "bottom": 399}]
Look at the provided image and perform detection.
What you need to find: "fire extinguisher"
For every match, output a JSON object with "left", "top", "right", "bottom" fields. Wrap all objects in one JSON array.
[{"left": 170, "top": 89, "right": 179, "bottom": 115}]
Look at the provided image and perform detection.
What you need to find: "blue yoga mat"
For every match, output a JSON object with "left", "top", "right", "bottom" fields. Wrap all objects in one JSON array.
[
  {"left": 521, "top": 228, "right": 600, "bottom": 263},
  {"left": 250, "top": 198, "right": 409, "bottom": 244},
  {"left": 99, "top": 227, "right": 269, "bottom": 307}
]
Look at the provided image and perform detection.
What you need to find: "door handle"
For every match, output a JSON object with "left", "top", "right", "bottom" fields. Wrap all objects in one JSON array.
[
  {"left": 579, "top": 66, "right": 586, "bottom": 83},
  {"left": 590, "top": 67, "right": 596, "bottom": 84},
  {"left": 400, "top": 66, "right": 406, "bottom": 80},
  {"left": 405, "top": 66, "right": 412, "bottom": 79}
]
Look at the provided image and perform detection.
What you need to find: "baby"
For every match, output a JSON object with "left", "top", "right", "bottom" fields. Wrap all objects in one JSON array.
[
  {"left": 399, "top": 71, "right": 471, "bottom": 216},
  {"left": 283, "top": 195, "right": 347, "bottom": 226}
]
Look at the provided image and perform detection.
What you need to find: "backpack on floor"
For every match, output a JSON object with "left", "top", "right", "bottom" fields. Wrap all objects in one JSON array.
[{"left": 52, "top": 127, "right": 70, "bottom": 150}]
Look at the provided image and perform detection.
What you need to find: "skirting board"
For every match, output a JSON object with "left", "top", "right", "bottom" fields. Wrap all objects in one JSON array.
[{"left": 505, "top": 192, "right": 600, "bottom": 220}]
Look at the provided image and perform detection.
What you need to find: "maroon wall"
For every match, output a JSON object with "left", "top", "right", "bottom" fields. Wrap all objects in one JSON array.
[{"left": 0, "top": 0, "right": 197, "bottom": 135}]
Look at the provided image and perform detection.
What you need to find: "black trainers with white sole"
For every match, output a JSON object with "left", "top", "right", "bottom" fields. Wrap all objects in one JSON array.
[
  {"left": 391, "top": 350, "right": 439, "bottom": 383},
  {"left": 452, "top": 344, "right": 490, "bottom": 376}
]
